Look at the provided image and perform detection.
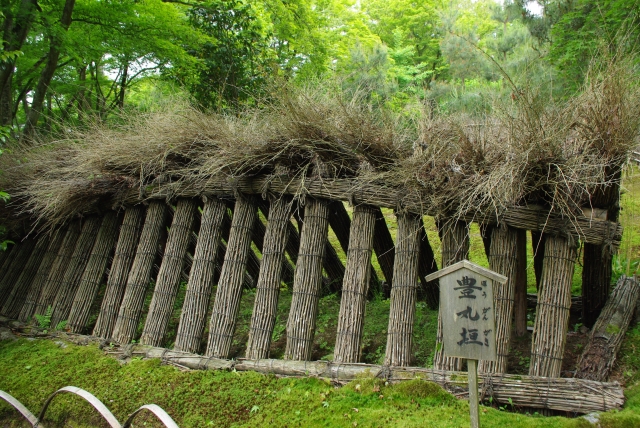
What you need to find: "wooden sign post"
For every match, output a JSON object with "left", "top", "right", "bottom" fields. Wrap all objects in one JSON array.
[{"left": 425, "top": 260, "right": 507, "bottom": 428}]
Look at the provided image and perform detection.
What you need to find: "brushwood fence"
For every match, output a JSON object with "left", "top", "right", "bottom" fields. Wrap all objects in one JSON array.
[{"left": 0, "top": 175, "right": 626, "bottom": 413}]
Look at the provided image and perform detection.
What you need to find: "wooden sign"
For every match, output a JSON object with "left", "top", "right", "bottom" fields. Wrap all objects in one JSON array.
[
  {"left": 425, "top": 260, "right": 506, "bottom": 361},
  {"left": 425, "top": 260, "right": 507, "bottom": 428}
]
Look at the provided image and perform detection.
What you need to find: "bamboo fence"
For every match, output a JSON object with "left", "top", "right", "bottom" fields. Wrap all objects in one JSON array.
[
  {"left": 93, "top": 206, "right": 145, "bottom": 338},
  {"left": 529, "top": 235, "right": 577, "bottom": 378},
  {"left": 576, "top": 275, "right": 640, "bottom": 381},
  {"left": 50, "top": 216, "right": 102, "bottom": 327},
  {"left": 112, "top": 201, "right": 168, "bottom": 345},
  {"left": 206, "top": 194, "right": 257, "bottom": 358},
  {"left": 0, "top": 238, "right": 36, "bottom": 308},
  {"left": 328, "top": 201, "right": 380, "bottom": 287},
  {"left": 173, "top": 197, "right": 226, "bottom": 353},
  {"left": 285, "top": 198, "right": 330, "bottom": 361},
  {"left": 33, "top": 221, "right": 81, "bottom": 316},
  {"left": 384, "top": 212, "right": 421, "bottom": 366},
  {"left": 67, "top": 212, "right": 121, "bottom": 333},
  {"left": 1, "top": 236, "right": 50, "bottom": 318},
  {"left": 433, "top": 220, "right": 469, "bottom": 372},
  {"left": 334, "top": 204, "right": 376, "bottom": 363},
  {"left": 478, "top": 225, "right": 518, "bottom": 374},
  {"left": 246, "top": 196, "right": 294, "bottom": 359},
  {"left": 141, "top": 198, "right": 198, "bottom": 347},
  {"left": 18, "top": 228, "right": 66, "bottom": 322}
]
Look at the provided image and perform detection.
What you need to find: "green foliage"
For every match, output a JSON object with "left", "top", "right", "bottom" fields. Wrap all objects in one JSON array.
[{"left": 34, "top": 306, "right": 53, "bottom": 330}]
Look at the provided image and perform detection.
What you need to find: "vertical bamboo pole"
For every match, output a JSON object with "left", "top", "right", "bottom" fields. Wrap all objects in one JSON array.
[
  {"left": 206, "top": 194, "right": 257, "bottom": 358},
  {"left": 50, "top": 216, "right": 102, "bottom": 327},
  {"left": 514, "top": 229, "right": 528, "bottom": 337},
  {"left": 0, "top": 244, "right": 17, "bottom": 285},
  {"left": 384, "top": 211, "right": 421, "bottom": 367},
  {"left": 1, "top": 235, "right": 50, "bottom": 317},
  {"left": 246, "top": 196, "right": 294, "bottom": 359},
  {"left": 112, "top": 201, "right": 168, "bottom": 345},
  {"left": 19, "top": 228, "right": 66, "bottom": 322},
  {"left": 141, "top": 198, "right": 198, "bottom": 347},
  {"left": 67, "top": 212, "right": 121, "bottom": 333},
  {"left": 328, "top": 200, "right": 380, "bottom": 287},
  {"left": 478, "top": 225, "right": 518, "bottom": 374},
  {"left": 284, "top": 198, "right": 330, "bottom": 361},
  {"left": 173, "top": 197, "right": 226, "bottom": 353},
  {"left": 0, "top": 246, "right": 10, "bottom": 274},
  {"left": 251, "top": 211, "right": 295, "bottom": 285},
  {"left": 372, "top": 207, "right": 395, "bottom": 289},
  {"left": 433, "top": 220, "right": 469, "bottom": 371},
  {"left": 0, "top": 238, "right": 36, "bottom": 307},
  {"left": 334, "top": 204, "right": 376, "bottom": 363},
  {"left": 93, "top": 207, "right": 145, "bottom": 338},
  {"left": 529, "top": 235, "right": 577, "bottom": 378},
  {"left": 417, "top": 219, "right": 439, "bottom": 309},
  {"left": 34, "top": 221, "right": 82, "bottom": 316},
  {"left": 293, "top": 202, "right": 344, "bottom": 293},
  {"left": 226, "top": 202, "right": 261, "bottom": 288}
]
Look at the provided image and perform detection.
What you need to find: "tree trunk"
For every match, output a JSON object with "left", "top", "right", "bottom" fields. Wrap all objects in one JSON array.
[
  {"left": 206, "top": 194, "right": 257, "bottom": 358},
  {"left": 18, "top": 228, "right": 66, "bottom": 322},
  {"left": 372, "top": 207, "right": 395, "bottom": 290},
  {"left": 1, "top": 235, "right": 50, "bottom": 317},
  {"left": 433, "top": 220, "right": 469, "bottom": 371},
  {"left": 576, "top": 275, "right": 640, "bottom": 381},
  {"left": 173, "top": 197, "right": 226, "bottom": 353},
  {"left": 141, "top": 199, "right": 198, "bottom": 347},
  {"left": 93, "top": 207, "right": 145, "bottom": 338},
  {"left": 67, "top": 212, "right": 121, "bottom": 333},
  {"left": 285, "top": 198, "right": 330, "bottom": 361},
  {"left": 0, "top": 238, "right": 36, "bottom": 308},
  {"left": 50, "top": 216, "right": 101, "bottom": 327},
  {"left": 0, "top": 0, "right": 39, "bottom": 125},
  {"left": 112, "top": 201, "right": 168, "bottom": 344},
  {"left": 531, "top": 231, "right": 546, "bottom": 290},
  {"left": 246, "top": 196, "right": 294, "bottom": 359},
  {"left": 22, "top": 0, "right": 76, "bottom": 139},
  {"left": 34, "top": 221, "right": 81, "bottom": 316},
  {"left": 384, "top": 212, "right": 421, "bottom": 367},
  {"left": 529, "top": 235, "right": 577, "bottom": 378},
  {"left": 334, "top": 204, "right": 376, "bottom": 363},
  {"left": 479, "top": 225, "right": 518, "bottom": 374},
  {"left": 514, "top": 229, "right": 528, "bottom": 337},
  {"left": 417, "top": 219, "right": 439, "bottom": 309}
]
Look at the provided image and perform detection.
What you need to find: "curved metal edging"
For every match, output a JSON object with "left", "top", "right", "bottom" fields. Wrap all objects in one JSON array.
[
  {"left": 0, "top": 390, "right": 38, "bottom": 426},
  {"left": 36, "top": 386, "right": 121, "bottom": 428},
  {"left": 122, "top": 404, "right": 179, "bottom": 428}
]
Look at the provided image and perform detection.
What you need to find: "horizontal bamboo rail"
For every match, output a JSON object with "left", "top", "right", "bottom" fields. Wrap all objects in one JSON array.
[
  {"left": 129, "top": 175, "right": 622, "bottom": 248},
  {"left": 108, "top": 344, "right": 624, "bottom": 414}
]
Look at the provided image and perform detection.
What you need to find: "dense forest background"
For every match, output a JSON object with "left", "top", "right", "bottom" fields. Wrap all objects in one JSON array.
[{"left": 0, "top": 0, "right": 638, "bottom": 138}]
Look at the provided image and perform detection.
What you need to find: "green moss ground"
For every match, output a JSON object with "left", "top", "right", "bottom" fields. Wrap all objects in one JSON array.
[{"left": 2, "top": 337, "right": 638, "bottom": 427}]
